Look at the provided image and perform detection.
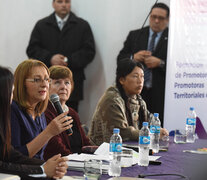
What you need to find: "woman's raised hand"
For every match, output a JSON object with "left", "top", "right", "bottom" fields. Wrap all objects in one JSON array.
[{"left": 46, "top": 111, "right": 73, "bottom": 137}]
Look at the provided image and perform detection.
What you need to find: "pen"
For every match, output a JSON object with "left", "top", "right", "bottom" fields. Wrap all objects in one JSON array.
[
  {"left": 183, "top": 150, "right": 207, "bottom": 154},
  {"left": 149, "top": 160, "right": 162, "bottom": 165}
]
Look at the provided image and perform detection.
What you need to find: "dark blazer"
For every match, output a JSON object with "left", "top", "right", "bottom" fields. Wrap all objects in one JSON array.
[
  {"left": 26, "top": 12, "right": 95, "bottom": 101},
  {"left": 43, "top": 101, "right": 91, "bottom": 160},
  {"left": 0, "top": 138, "right": 44, "bottom": 179},
  {"left": 117, "top": 26, "right": 168, "bottom": 124}
]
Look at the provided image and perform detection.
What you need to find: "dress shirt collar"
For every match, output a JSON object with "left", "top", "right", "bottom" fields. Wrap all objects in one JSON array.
[
  {"left": 149, "top": 28, "right": 163, "bottom": 38},
  {"left": 55, "top": 13, "right": 69, "bottom": 24}
]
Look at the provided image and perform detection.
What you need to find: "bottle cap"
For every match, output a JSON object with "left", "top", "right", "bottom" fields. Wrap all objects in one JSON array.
[
  {"left": 143, "top": 122, "right": 148, "bottom": 127},
  {"left": 190, "top": 107, "right": 194, "bottom": 111},
  {"left": 113, "top": 128, "right": 120, "bottom": 134},
  {"left": 154, "top": 113, "right": 159, "bottom": 118}
]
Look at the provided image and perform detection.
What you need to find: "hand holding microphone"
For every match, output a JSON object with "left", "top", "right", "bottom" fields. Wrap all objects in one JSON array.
[{"left": 50, "top": 94, "right": 73, "bottom": 136}]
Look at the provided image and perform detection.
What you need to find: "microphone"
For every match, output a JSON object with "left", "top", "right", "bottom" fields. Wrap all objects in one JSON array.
[{"left": 50, "top": 94, "right": 73, "bottom": 136}]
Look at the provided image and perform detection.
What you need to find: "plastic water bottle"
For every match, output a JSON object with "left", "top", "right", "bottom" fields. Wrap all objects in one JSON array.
[
  {"left": 150, "top": 113, "right": 161, "bottom": 153},
  {"left": 108, "top": 128, "right": 122, "bottom": 177},
  {"left": 186, "top": 107, "right": 197, "bottom": 143},
  {"left": 138, "top": 122, "right": 150, "bottom": 166}
]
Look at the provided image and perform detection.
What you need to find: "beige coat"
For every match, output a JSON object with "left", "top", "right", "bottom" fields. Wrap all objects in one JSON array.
[{"left": 89, "top": 86, "right": 153, "bottom": 146}]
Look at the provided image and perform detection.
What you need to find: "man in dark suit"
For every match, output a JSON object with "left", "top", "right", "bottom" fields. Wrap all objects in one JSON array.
[
  {"left": 117, "top": 3, "right": 169, "bottom": 126},
  {"left": 26, "top": 0, "right": 95, "bottom": 112}
]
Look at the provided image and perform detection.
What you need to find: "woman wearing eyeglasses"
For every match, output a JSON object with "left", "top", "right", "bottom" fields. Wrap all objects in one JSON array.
[
  {"left": 10, "top": 59, "right": 73, "bottom": 160},
  {"left": 0, "top": 65, "right": 68, "bottom": 179}
]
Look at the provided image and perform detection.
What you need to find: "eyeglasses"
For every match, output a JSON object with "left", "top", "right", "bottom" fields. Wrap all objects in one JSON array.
[
  {"left": 150, "top": 15, "right": 167, "bottom": 21},
  {"left": 26, "top": 78, "right": 50, "bottom": 84}
]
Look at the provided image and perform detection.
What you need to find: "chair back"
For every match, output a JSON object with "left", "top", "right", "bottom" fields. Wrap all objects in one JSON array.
[{"left": 195, "top": 117, "right": 207, "bottom": 139}]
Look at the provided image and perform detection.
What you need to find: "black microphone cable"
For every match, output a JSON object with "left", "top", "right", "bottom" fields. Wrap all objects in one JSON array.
[
  {"left": 138, "top": 173, "right": 189, "bottom": 179},
  {"left": 134, "top": 0, "right": 159, "bottom": 47},
  {"left": 141, "top": 0, "right": 159, "bottom": 29}
]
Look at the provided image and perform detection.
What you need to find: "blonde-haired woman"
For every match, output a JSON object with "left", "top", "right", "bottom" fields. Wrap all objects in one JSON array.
[{"left": 11, "top": 59, "right": 72, "bottom": 160}]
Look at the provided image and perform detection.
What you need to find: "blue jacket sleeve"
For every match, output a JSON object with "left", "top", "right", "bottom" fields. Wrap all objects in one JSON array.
[{"left": 10, "top": 102, "right": 29, "bottom": 156}]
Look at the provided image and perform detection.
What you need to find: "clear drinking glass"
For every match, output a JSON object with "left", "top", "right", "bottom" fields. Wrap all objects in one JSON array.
[
  {"left": 174, "top": 129, "right": 187, "bottom": 144},
  {"left": 121, "top": 149, "right": 133, "bottom": 167},
  {"left": 159, "top": 135, "right": 169, "bottom": 150},
  {"left": 84, "top": 159, "right": 102, "bottom": 180}
]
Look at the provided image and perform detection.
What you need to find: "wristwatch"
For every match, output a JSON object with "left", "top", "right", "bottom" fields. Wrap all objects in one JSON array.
[
  {"left": 64, "top": 57, "right": 68, "bottom": 63},
  {"left": 159, "top": 60, "right": 165, "bottom": 68}
]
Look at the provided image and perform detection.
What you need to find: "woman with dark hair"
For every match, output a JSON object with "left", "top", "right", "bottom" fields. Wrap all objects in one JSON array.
[
  {"left": 0, "top": 66, "right": 68, "bottom": 179},
  {"left": 89, "top": 58, "right": 168, "bottom": 146}
]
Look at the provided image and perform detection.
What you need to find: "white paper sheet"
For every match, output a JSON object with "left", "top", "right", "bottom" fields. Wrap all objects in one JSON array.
[{"left": 67, "top": 142, "right": 160, "bottom": 169}]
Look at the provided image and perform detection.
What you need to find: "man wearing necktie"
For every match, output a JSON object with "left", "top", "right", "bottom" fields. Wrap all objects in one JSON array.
[
  {"left": 26, "top": 0, "right": 95, "bottom": 112},
  {"left": 117, "top": 3, "right": 169, "bottom": 126}
]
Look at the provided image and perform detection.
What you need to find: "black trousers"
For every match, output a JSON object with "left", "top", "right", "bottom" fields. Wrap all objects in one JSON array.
[
  {"left": 141, "top": 87, "right": 153, "bottom": 112},
  {"left": 141, "top": 86, "right": 164, "bottom": 126}
]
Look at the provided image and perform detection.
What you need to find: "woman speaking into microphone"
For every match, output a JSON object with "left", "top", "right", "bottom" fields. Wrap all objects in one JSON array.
[
  {"left": 0, "top": 65, "right": 68, "bottom": 179},
  {"left": 11, "top": 59, "right": 73, "bottom": 160}
]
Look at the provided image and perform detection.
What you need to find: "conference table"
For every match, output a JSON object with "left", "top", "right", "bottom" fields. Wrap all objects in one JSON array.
[{"left": 66, "top": 137, "right": 207, "bottom": 180}]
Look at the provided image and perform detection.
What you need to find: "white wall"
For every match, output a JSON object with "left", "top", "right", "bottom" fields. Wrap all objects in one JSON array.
[{"left": 0, "top": 0, "right": 170, "bottom": 127}]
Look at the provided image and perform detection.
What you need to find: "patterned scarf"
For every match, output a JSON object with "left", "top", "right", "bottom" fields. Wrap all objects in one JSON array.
[{"left": 127, "top": 95, "right": 148, "bottom": 129}]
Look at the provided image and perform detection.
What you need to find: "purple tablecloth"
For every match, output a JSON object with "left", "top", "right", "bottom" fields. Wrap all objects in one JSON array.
[{"left": 67, "top": 138, "right": 207, "bottom": 179}]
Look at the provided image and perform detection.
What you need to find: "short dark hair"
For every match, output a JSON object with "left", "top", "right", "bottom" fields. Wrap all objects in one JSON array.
[
  {"left": 151, "top": 3, "right": 170, "bottom": 18},
  {"left": 116, "top": 58, "right": 144, "bottom": 98},
  {"left": 49, "top": 65, "right": 74, "bottom": 92},
  {"left": 116, "top": 58, "right": 144, "bottom": 85}
]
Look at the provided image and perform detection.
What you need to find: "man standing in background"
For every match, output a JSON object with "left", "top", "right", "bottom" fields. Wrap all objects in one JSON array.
[
  {"left": 26, "top": 0, "right": 95, "bottom": 112},
  {"left": 117, "top": 3, "right": 169, "bottom": 126}
]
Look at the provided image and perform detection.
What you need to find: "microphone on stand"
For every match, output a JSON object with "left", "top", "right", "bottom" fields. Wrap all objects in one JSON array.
[{"left": 50, "top": 94, "right": 73, "bottom": 136}]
